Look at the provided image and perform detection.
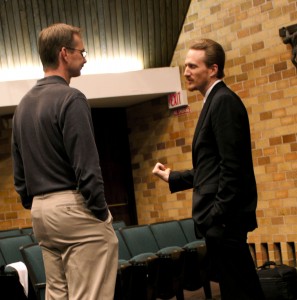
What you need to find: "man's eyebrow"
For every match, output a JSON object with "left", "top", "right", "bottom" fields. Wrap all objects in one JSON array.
[{"left": 185, "top": 63, "right": 198, "bottom": 67}]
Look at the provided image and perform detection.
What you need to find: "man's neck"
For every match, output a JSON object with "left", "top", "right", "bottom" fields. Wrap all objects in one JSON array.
[
  {"left": 202, "top": 79, "right": 222, "bottom": 103},
  {"left": 200, "top": 78, "right": 218, "bottom": 97},
  {"left": 44, "top": 69, "right": 70, "bottom": 84}
]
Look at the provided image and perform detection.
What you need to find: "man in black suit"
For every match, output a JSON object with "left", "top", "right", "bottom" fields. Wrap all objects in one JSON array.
[{"left": 152, "top": 39, "right": 265, "bottom": 300}]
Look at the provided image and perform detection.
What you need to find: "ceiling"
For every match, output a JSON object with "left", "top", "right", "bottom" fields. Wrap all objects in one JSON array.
[{"left": 0, "top": 0, "right": 191, "bottom": 71}]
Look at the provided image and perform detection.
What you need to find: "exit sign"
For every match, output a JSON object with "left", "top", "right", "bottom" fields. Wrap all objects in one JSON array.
[{"left": 168, "top": 90, "right": 188, "bottom": 109}]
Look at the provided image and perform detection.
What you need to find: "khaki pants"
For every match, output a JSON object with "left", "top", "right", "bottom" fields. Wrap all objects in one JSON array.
[{"left": 31, "top": 190, "right": 118, "bottom": 300}]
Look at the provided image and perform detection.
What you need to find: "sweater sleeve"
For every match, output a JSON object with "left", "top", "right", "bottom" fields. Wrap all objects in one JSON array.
[
  {"left": 61, "top": 92, "right": 108, "bottom": 221},
  {"left": 11, "top": 132, "right": 33, "bottom": 209}
]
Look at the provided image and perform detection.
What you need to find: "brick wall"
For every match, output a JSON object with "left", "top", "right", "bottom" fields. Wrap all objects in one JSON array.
[
  {"left": 0, "top": 116, "right": 32, "bottom": 230},
  {"left": 0, "top": 0, "right": 297, "bottom": 267},
  {"left": 127, "top": 0, "right": 297, "bottom": 266}
]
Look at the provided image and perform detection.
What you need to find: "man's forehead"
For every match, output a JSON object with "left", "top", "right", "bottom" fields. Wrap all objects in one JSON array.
[
  {"left": 73, "top": 34, "right": 83, "bottom": 45},
  {"left": 185, "top": 49, "right": 205, "bottom": 63}
]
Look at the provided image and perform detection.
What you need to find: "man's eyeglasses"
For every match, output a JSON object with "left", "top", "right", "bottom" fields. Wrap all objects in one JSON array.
[{"left": 65, "top": 47, "right": 87, "bottom": 58}]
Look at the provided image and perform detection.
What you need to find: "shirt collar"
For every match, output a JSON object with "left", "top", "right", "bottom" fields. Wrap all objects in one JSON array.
[
  {"left": 37, "top": 75, "right": 68, "bottom": 86},
  {"left": 203, "top": 80, "right": 222, "bottom": 103}
]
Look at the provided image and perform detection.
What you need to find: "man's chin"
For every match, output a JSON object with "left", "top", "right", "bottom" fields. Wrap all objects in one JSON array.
[
  {"left": 71, "top": 71, "right": 81, "bottom": 78},
  {"left": 187, "top": 85, "right": 196, "bottom": 92}
]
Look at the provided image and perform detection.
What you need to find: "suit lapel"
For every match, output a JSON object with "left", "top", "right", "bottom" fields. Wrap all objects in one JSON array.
[{"left": 192, "top": 81, "right": 226, "bottom": 158}]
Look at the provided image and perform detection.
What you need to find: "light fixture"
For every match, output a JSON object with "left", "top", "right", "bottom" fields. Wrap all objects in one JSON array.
[
  {"left": 81, "top": 56, "right": 144, "bottom": 75},
  {"left": 279, "top": 24, "right": 297, "bottom": 68},
  {"left": 0, "top": 56, "right": 144, "bottom": 82}
]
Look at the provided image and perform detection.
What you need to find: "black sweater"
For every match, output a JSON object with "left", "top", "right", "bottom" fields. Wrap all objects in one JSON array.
[{"left": 12, "top": 76, "right": 108, "bottom": 221}]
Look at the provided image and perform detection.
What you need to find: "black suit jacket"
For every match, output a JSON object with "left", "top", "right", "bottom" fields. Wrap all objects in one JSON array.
[{"left": 169, "top": 81, "right": 258, "bottom": 235}]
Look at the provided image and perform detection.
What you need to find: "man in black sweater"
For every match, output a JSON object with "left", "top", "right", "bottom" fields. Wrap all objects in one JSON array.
[{"left": 12, "top": 23, "right": 118, "bottom": 300}]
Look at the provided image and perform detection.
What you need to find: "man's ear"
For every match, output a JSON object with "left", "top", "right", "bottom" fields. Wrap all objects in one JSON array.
[
  {"left": 210, "top": 64, "right": 218, "bottom": 78},
  {"left": 60, "top": 47, "right": 69, "bottom": 62}
]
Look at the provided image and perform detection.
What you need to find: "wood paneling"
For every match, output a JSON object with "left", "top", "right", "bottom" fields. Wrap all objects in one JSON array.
[{"left": 0, "top": 0, "right": 190, "bottom": 71}]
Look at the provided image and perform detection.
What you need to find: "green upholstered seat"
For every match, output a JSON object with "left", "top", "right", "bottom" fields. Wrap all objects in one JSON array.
[
  {"left": 0, "top": 229, "right": 22, "bottom": 238},
  {"left": 0, "top": 235, "right": 33, "bottom": 264},
  {"left": 20, "top": 243, "right": 46, "bottom": 300}
]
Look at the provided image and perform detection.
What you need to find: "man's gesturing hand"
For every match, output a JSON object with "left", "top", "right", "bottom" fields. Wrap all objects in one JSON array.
[{"left": 152, "top": 162, "right": 171, "bottom": 183}]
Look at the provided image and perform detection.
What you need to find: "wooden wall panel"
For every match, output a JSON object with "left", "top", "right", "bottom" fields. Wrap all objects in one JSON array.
[{"left": 0, "top": 0, "right": 190, "bottom": 71}]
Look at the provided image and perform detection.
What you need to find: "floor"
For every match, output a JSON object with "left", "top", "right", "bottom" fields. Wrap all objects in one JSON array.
[{"left": 157, "top": 282, "right": 221, "bottom": 300}]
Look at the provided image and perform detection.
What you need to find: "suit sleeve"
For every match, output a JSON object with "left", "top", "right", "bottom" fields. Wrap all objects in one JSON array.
[{"left": 168, "top": 169, "right": 195, "bottom": 193}]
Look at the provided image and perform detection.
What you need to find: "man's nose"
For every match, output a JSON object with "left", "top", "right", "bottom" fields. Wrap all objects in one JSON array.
[{"left": 184, "top": 67, "right": 190, "bottom": 76}]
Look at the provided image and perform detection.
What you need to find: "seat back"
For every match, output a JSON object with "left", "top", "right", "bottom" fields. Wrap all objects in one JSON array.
[
  {"left": 21, "top": 227, "right": 33, "bottom": 235},
  {"left": 115, "top": 230, "right": 131, "bottom": 261},
  {"left": 0, "top": 228, "right": 22, "bottom": 238},
  {"left": 20, "top": 243, "right": 46, "bottom": 300},
  {"left": 149, "top": 221, "right": 188, "bottom": 249},
  {"left": 0, "top": 235, "right": 33, "bottom": 264},
  {"left": 120, "top": 225, "right": 159, "bottom": 256},
  {"left": 179, "top": 218, "right": 202, "bottom": 242},
  {"left": 0, "top": 250, "right": 5, "bottom": 267},
  {"left": 112, "top": 221, "right": 126, "bottom": 230}
]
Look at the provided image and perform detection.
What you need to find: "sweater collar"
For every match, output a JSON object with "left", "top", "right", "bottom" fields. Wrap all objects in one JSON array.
[{"left": 36, "top": 75, "right": 68, "bottom": 86}]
